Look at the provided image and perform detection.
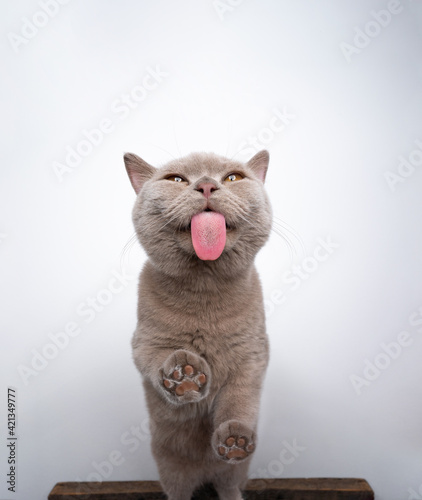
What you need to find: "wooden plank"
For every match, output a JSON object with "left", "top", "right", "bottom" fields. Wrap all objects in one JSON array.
[
  {"left": 245, "top": 478, "right": 374, "bottom": 499},
  {"left": 48, "top": 481, "right": 165, "bottom": 500},
  {"left": 48, "top": 478, "right": 374, "bottom": 500}
]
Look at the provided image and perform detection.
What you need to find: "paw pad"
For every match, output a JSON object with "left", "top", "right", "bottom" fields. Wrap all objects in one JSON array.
[
  {"left": 218, "top": 435, "right": 255, "bottom": 461},
  {"left": 163, "top": 364, "right": 207, "bottom": 397}
]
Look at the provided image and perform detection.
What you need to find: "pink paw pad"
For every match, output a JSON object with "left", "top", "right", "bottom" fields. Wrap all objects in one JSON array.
[
  {"left": 163, "top": 364, "right": 207, "bottom": 396},
  {"left": 218, "top": 435, "right": 255, "bottom": 461}
]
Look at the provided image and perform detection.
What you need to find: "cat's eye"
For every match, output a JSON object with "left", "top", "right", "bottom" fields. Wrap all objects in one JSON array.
[
  {"left": 224, "top": 173, "right": 244, "bottom": 182},
  {"left": 166, "top": 175, "right": 187, "bottom": 183}
]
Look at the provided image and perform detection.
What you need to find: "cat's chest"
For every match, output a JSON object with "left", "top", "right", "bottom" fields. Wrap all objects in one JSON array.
[
  {"left": 146, "top": 304, "right": 260, "bottom": 366},
  {"left": 182, "top": 326, "right": 253, "bottom": 382},
  {"left": 139, "top": 264, "right": 265, "bottom": 363},
  {"left": 183, "top": 326, "right": 242, "bottom": 357}
]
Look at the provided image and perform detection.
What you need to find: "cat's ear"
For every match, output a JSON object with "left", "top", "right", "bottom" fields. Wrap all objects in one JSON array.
[
  {"left": 247, "top": 150, "right": 269, "bottom": 183},
  {"left": 124, "top": 153, "right": 157, "bottom": 194}
]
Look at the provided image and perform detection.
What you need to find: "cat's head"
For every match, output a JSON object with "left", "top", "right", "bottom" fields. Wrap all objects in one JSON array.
[{"left": 124, "top": 151, "right": 272, "bottom": 279}]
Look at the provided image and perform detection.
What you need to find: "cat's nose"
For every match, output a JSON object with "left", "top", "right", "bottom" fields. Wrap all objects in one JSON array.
[{"left": 195, "top": 182, "right": 218, "bottom": 199}]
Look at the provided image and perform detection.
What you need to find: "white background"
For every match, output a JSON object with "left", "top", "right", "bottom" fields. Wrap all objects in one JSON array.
[{"left": 1, "top": 1, "right": 422, "bottom": 499}]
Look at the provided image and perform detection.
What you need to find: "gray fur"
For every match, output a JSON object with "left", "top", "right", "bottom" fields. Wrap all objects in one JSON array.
[{"left": 124, "top": 150, "right": 272, "bottom": 500}]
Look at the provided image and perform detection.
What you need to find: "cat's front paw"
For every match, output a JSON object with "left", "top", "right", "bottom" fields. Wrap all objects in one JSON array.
[
  {"left": 212, "top": 420, "right": 256, "bottom": 464},
  {"left": 160, "top": 349, "right": 210, "bottom": 404}
]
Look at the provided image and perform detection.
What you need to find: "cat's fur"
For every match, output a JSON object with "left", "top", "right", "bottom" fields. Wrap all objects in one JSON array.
[{"left": 124, "top": 150, "right": 272, "bottom": 500}]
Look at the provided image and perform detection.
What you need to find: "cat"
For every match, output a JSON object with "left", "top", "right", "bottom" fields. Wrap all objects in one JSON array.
[{"left": 124, "top": 149, "right": 272, "bottom": 500}]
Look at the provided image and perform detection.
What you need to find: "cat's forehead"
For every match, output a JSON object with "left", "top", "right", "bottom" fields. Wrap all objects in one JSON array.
[{"left": 159, "top": 153, "right": 243, "bottom": 181}]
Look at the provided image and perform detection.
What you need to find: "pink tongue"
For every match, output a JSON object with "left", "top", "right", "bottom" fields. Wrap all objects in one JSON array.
[{"left": 191, "top": 212, "right": 226, "bottom": 261}]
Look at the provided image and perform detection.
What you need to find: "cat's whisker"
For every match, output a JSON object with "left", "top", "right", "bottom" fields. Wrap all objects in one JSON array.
[
  {"left": 229, "top": 150, "right": 245, "bottom": 163},
  {"left": 148, "top": 142, "right": 177, "bottom": 162},
  {"left": 157, "top": 211, "right": 185, "bottom": 233},
  {"left": 236, "top": 212, "right": 253, "bottom": 226},
  {"left": 272, "top": 215, "right": 302, "bottom": 239},
  {"left": 270, "top": 225, "right": 295, "bottom": 262},
  {"left": 230, "top": 209, "right": 295, "bottom": 262},
  {"left": 119, "top": 232, "right": 138, "bottom": 271},
  {"left": 272, "top": 223, "right": 298, "bottom": 257},
  {"left": 272, "top": 216, "right": 305, "bottom": 257},
  {"left": 272, "top": 215, "right": 298, "bottom": 235}
]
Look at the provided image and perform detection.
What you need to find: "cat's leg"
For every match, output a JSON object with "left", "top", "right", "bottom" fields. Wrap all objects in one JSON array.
[
  {"left": 160, "top": 349, "right": 211, "bottom": 405},
  {"left": 211, "top": 461, "right": 249, "bottom": 500},
  {"left": 158, "top": 464, "right": 199, "bottom": 500},
  {"left": 211, "top": 371, "right": 265, "bottom": 465},
  {"left": 215, "top": 486, "right": 243, "bottom": 500},
  {"left": 206, "top": 372, "right": 265, "bottom": 500},
  {"left": 146, "top": 394, "right": 212, "bottom": 500}
]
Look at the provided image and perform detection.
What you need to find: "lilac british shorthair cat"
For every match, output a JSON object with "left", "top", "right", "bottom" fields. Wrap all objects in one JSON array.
[{"left": 124, "top": 149, "right": 272, "bottom": 500}]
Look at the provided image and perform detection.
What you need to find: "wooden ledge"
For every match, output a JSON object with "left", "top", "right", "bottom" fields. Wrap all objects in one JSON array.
[{"left": 48, "top": 478, "right": 374, "bottom": 499}]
